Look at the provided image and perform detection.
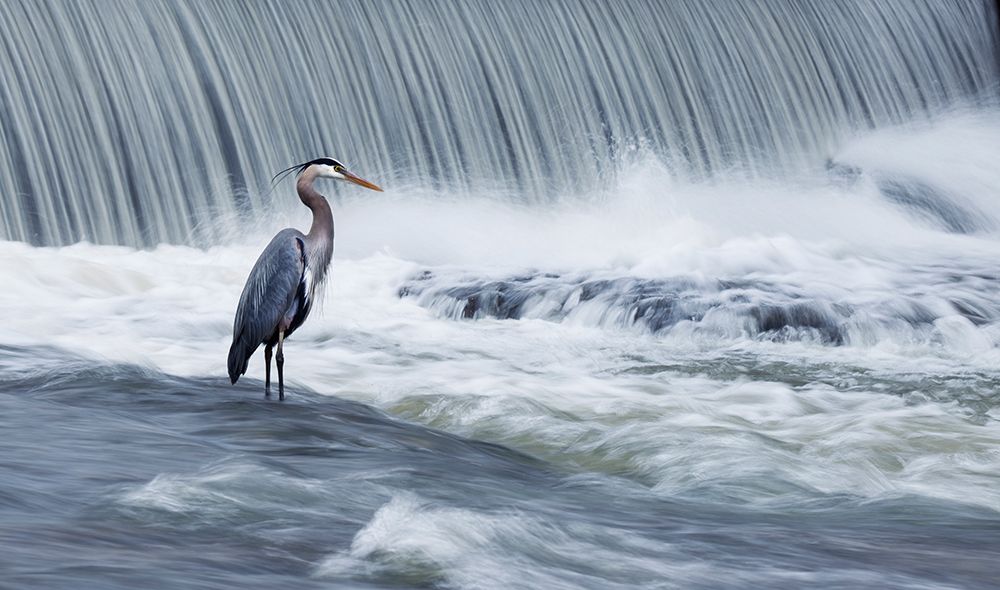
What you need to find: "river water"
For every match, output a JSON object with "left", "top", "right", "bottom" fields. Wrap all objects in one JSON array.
[{"left": 2, "top": 1, "right": 1000, "bottom": 588}]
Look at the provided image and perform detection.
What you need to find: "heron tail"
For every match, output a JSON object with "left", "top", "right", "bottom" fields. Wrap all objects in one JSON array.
[{"left": 227, "top": 339, "right": 250, "bottom": 384}]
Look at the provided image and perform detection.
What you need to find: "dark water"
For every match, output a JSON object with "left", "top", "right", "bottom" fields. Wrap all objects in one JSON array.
[{"left": 2, "top": 344, "right": 998, "bottom": 589}]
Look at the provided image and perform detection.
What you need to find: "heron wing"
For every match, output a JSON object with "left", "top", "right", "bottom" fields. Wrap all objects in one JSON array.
[{"left": 228, "top": 229, "right": 306, "bottom": 383}]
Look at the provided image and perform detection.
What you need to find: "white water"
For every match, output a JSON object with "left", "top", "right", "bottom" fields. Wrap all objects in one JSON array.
[{"left": 5, "top": 110, "right": 1000, "bottom": 546}]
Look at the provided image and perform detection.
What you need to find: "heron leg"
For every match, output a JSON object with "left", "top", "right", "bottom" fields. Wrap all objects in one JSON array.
[
  {"left": 276, "top": 331, "right": 285, "bottom": 401},
  {"left": 264, "top": 344, "right": 273, "bottom": 397}
]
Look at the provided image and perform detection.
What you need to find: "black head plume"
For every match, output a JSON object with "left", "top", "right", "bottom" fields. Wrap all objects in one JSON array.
[{"left": 269, "top": 157, "right": 345, "bottom": 186}]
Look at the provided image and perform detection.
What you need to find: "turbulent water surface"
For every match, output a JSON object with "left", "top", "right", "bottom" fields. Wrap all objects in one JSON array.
[{"left": 3, "top": 1, "right": 1000, "bottom": 589}]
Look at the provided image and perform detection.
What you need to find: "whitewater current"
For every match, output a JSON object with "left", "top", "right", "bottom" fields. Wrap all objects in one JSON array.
[{"left": 1, "top": 110, "right": 1000, "bottom": 588}]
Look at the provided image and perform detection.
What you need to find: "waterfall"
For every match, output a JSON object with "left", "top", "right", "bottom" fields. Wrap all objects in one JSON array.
[{"left": 0, "top": 0, "right": 997, "bottom": 247}]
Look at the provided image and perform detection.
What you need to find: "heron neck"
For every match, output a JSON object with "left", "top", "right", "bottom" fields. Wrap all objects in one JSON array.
[{"left": 296, "top": 172, "right": 335, "bottom": 277}]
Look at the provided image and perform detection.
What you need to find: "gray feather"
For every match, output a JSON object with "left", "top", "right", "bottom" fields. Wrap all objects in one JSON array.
[{"left": 228, "top": 229, "right": 306, "bottom": 383}]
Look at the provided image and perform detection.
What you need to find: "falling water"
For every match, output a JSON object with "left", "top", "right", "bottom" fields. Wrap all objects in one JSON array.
[{"left": 0, "top": 0, "right": 997, "bottom": 246}]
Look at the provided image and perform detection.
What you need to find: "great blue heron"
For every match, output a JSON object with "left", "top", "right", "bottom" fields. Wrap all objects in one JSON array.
[{"left": 228, "top": 157, "right": 382, "bottom": 400}]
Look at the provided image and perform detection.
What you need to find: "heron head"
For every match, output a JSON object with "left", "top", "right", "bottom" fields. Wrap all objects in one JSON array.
[{"left": 270, "top": 157, "right": 383, "bottom": 191}]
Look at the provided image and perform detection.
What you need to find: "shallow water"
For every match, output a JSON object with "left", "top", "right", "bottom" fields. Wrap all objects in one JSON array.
[{"left": 2, "top": 345, "right": 999, "bottom": 590}]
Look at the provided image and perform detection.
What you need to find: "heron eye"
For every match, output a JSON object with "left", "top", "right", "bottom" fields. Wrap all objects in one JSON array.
[{"left": 334, "top": 165, "right": 343, "bottom": 173}]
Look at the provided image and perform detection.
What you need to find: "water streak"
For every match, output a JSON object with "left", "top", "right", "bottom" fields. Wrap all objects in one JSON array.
[{"left": 0, "top": 0, "right": 997, "bottom": 246}]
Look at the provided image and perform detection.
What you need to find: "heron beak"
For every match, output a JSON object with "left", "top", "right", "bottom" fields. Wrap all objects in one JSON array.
[{"left": 343, "top": 170, "right": 383, "bottom": 192}]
